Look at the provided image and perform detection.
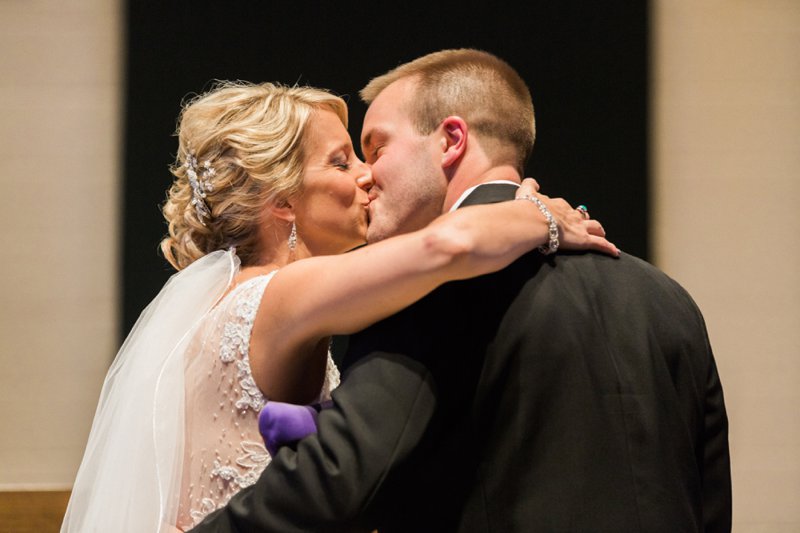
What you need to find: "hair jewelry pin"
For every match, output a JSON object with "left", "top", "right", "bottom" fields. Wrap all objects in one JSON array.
[{"left": 184, "top": 151, "right": 215, "bottom": 223}]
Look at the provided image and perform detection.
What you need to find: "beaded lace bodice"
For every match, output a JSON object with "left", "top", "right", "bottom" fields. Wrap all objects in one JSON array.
[{"left": 176, "top": 272, "right": 340, "bottom": 529}]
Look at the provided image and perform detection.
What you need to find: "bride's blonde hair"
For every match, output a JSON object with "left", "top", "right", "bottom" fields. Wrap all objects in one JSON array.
[{"left": 160, "top": 81, "right": 348, "bottom": 270}]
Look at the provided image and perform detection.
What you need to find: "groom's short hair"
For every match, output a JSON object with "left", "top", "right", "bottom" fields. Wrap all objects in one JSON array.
[{"left": 360, "top": 48, "right": 536, "bottom": 171}]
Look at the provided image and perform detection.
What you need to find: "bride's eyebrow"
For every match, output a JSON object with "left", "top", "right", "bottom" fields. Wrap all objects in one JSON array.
[{"left": 324, "top": 141, "right": 352, "bottom": 159}]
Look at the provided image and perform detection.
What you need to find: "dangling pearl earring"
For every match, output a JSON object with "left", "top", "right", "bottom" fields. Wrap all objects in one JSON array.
[{"left": 288, "top": 221, "right": 297, "bottom": 251}]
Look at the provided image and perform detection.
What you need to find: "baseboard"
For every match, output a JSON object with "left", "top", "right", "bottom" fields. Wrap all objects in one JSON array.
[{"left": 0, "top": 490, "right": 70, "bottom": 533}]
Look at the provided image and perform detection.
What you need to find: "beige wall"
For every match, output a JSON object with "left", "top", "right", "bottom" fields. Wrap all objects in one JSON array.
[
  {"left": 652, "top": 0, "right": 799, "bottom": 530},
  {"left": 0, "top": 0, "right": 798, "bottom": 529},
  {"left": 0, "top": 0, "right": 121, "bottom": 488}
]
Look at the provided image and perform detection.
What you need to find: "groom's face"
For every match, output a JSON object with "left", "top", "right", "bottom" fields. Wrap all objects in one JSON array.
[{"left": 361, "top": 78, "right": 447, "bottom": 243}]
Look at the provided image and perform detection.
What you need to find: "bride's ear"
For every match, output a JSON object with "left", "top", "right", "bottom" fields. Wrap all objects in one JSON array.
[{"left": 268, "top": 199, "right": 295, "bottom": 224}]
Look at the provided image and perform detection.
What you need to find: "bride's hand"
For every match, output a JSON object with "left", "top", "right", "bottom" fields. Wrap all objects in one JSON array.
[{"left": 515, "top": 178, "right": 620, "bottom": 257}]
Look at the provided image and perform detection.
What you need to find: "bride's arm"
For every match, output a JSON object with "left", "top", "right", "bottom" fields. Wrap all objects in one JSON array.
[{"left": 251, "top": 180, "right": 616, "bottom": 401}]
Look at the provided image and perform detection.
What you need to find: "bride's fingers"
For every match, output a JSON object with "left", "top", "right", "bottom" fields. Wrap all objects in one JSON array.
[
  {"left": 584, "top": 219, "right": 606, "bottom": 237},
  {"left": 522, "top": 177, "right": 541, "bottom": 192},
  {"left": 586, "top": 235, "right": 620, "bottom": 257},
  {"left": 515, "top": 178, "right": 539, "bottom": 199}
]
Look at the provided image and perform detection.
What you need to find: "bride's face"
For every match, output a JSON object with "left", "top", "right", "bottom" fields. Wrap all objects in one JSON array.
[{"left": 291, "top": 109, "right": 373, "bottom": 256}]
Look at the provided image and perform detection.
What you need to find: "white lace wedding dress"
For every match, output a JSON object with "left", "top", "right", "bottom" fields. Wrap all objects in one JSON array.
[
  {"left": 61, "top": 250, "right": 340, "bottom": 532},
  {"left": 177, "top": 272, "right": 340, "bottom": 528}
]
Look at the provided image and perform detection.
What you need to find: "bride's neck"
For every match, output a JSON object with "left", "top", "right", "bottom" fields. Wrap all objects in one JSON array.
[{"left": 249, "top": 216, "right": 314, "bottom": 269}]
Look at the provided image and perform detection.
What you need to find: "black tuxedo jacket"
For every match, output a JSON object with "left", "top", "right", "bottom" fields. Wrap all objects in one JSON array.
[{"left": 194, "top": 184, "right": 731, "bottom": 532}]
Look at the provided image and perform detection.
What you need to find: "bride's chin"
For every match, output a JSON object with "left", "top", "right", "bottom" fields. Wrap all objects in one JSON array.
[
  {"left": 343, "top": 229, "right": 368, "bottom": 253},
  {"left": 345, "top": 236, "right": 367, "bottom": 253}
]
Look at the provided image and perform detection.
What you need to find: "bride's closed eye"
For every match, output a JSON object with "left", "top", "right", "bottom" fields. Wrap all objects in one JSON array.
[{"left": 330, "top": 152, "right": 351, "bottom": 171}]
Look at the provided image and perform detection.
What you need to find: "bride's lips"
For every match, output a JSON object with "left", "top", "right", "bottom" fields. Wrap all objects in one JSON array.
[
  {"left": 366, "top": 191, "right": 377, "bottom": 208},
  {"left": 361, "top": 199, "right": 372, "bottom": 223}
]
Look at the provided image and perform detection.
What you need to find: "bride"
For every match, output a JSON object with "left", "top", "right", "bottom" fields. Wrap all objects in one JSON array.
[{"left": 61, "top": 81, "right": 615, "bottom": 532}]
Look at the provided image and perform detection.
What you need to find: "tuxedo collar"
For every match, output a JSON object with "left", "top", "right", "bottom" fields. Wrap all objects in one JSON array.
[{"left": 450, "top": 181, "right": 519, "bottom": 210}]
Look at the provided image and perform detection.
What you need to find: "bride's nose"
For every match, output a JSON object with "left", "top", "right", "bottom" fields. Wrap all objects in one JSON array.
[{"left": 355, "top": 162, "right": 373, "bottom": 191}]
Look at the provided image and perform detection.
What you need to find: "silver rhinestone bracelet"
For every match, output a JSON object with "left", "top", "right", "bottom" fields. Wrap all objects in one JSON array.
[{"left": 515, "top": 195, "right": 559, "bottom": 255}]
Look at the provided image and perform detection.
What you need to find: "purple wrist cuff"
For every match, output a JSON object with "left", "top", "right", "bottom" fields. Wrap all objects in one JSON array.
[{"left": 258, "top": 402, "right": 320, "bottom": 457}]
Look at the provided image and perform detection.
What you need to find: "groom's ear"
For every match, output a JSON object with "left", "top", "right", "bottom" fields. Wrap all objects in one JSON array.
[{"left": 439, "top": 116, "right": 468, "bottom": 168}]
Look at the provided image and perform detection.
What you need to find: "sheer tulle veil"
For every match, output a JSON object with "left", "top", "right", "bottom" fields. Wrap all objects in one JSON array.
[{"left": 61, "top": 250, "right": 239, "bottom": 532}]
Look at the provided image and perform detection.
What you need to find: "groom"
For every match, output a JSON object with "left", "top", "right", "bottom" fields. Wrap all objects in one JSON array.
[{"left": 194, "top": 49, "right": 731, "bottom": 532}]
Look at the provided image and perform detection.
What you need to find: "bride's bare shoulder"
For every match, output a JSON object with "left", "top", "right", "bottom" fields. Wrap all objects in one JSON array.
[
  {"left": 233, "top": 264, "right": 279, "bottom": 285},
  {"left": 216, "top": 264, "right": 279, "bottom": 303}
]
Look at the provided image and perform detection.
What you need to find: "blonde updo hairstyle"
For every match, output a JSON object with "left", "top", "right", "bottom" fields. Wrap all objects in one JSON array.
[{"left": 161, "top": 81, "right": 348, "bottom": 270}]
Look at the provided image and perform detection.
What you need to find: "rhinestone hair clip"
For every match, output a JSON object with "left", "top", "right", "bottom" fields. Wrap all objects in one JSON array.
[{"left": 184, "top": 151, "right": 215, "bottom": 223}]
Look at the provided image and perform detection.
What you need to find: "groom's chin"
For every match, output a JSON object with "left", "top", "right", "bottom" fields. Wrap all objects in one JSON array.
[{"left": 365, "top": 222, "right": 391, "bottom": 244}]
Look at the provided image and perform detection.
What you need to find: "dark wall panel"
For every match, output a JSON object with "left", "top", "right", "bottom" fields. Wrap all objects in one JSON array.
[{"left": 123, "top": 1, "right": 649, "bottom": 334}]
